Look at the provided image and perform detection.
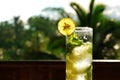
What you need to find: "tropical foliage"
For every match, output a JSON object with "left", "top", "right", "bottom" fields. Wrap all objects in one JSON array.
[
  {"left": 70, "top": 0, "right": 120, "bottom": 59},
  {"left": 0, "top": 16, "right": 66, "bottom": 60},
  {"left": 0, "top": 0, "right": 120, "bottom": 60}
]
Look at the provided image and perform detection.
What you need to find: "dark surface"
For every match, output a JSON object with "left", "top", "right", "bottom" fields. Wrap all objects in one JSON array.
[
  {"left": 0, "top": 60, "right": 120, "bottom": 80},
  {"left": 0, "top": 61, "right": 65, "bottom": 80},
  {"left": 93, "top": 60, "right": 120, "bottom": 80}
]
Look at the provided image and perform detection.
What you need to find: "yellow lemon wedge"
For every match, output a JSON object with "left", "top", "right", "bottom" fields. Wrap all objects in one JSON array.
[{"left": 58, "top": 18, "right": 75, "bottom": 36}]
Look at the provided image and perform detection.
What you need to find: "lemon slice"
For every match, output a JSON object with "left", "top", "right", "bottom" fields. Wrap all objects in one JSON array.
[{"left": 58, "top": 18, "right": 75, "bottom": 36}]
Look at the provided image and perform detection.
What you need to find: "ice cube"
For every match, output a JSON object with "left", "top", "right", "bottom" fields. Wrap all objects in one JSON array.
[{"left": 72, "top": 55, "right": 92, "bottom": 73}]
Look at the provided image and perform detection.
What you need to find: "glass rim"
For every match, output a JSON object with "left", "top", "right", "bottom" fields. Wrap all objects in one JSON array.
[{"left": 75, "top": 27, "right": 92, "bottom": 32}]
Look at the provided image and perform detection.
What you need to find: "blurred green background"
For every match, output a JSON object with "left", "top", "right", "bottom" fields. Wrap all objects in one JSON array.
[{"left": 0, "top": 0, "right": 120, "bottom": 60}]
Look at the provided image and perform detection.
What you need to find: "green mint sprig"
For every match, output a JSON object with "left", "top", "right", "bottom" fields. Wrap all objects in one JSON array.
[{"left": 66, "top": 33, "right": 83, "bottom": 53}]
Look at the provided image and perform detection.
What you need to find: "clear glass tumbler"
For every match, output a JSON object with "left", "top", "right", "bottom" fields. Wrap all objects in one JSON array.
[{"left": 66, "top": 27, "right": 92, "bottom": 80}]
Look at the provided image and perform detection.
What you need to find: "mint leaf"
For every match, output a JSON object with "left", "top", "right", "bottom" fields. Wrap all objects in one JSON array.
[{"left": 66, "top": 33, "right": 83, "bottom": 53}]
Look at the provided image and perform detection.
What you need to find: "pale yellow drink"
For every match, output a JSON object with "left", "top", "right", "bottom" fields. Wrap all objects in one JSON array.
[{"left": 66, "top": 27, "right": 92, "bottom": 80}]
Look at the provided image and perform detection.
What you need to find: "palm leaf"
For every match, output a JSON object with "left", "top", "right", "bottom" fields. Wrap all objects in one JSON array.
[
  {"left": 88, "top": 0, "right": 95, "bottom": 26},
  {"left": 70, "top": 2, "right": 87, "bottom": 26},
  {"left": 91, "top": 4, "right": 106, "bottom": 27}
]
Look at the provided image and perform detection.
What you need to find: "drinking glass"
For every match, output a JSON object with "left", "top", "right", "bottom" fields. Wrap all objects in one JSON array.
[{"left": 66, "top": 27, "right": 92, "bottom": 80}]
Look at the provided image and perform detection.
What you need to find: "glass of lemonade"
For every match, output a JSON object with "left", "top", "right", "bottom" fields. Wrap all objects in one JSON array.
[{"left": 66, "top": 27, "right": 92, "bottom": 80}]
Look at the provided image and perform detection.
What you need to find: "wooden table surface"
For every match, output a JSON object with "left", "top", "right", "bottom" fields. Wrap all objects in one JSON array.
[{"left": 0, "top": 60, "right": 120, "bottom": 80}]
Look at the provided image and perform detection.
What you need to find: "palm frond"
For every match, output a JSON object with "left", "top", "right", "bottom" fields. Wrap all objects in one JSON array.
[
  {"left": 91, "top": 4, "right": 106, "bottom": 27},
  {"left": 88, "top": 0, "right": 95, "bottom": 26},
  {"left": 70, "top": 2, "right": 87, "bottom": 26},
  {"left": 93, "top": 4, "right": 106, "bottom": 16}
]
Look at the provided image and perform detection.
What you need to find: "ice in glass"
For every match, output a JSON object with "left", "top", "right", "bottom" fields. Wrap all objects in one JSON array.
[{"left": 66, "top": 27, "right": 92, "bottom": 80}]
